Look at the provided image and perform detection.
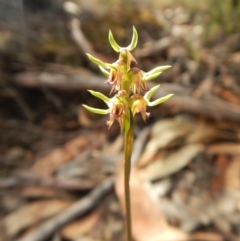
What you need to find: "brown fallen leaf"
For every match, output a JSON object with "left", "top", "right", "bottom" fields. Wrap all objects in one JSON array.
[
  {"left": 32, "top": 135, "right": 90, "bottom": 176},
  {"left": 237, "top": 201, "right": 240, "bottom": 211},
  {"left": 140, "top": 144, "right": 204, "bottom": 181},
  {"left": 224, "top": 155, "right": 240, "bottom": 191},
  {"left": 21, "top": 186, "right": 62, "bottom": 198},
  {"left": 115, "top": 161, "right": 188, "bottom": 241},
  {"left": 212, "top": 86, "right": 240, "bottom": 105},
  {"left": 185, "top": 123, "right": 217, "bottom": 144},
  {"left": 207, "top": 143, "right": 240, "bottom": 155},
  {"left": 3, "top": 200, "right": 73, "bottom": 237},
  {"left": 192, "top": 231, "right": 224, "bottom": 241},
  {"left": 138, "top": 118, "right": 194, "bottom": 167},
  {"left": 210, "top": 155, "right": 229, "bottom": 195},
  {"left": 61, "top": 208, "right": 104, "bottom": 239},
  {"left": 0, "top": 225, "right": 6, "bottom": 241}
]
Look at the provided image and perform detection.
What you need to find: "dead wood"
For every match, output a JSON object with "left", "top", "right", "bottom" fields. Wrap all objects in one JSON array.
[
  {"left": 0, "top": 172, "right": 95, "bottom": 191},
  {"left": 18, "top": 178, "right": 114, "bottom": 241},
  {"left": 70, "top": 19, "right": 96, "bottom": 57},
  {"left": 13, "top": 70, "right": 240, "bottom": 121}
]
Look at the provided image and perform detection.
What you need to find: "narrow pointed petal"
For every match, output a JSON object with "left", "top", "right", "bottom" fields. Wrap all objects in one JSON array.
[
  {"left": 86, "top": 54, "right": 108, "bottom": 68},
  {"left": 143, "top": 72, "right": 161, "bottom": 82},
  {"left": 146, "top": 65, "right": 171, "bottom": 76},
  {"left": 144, "top": 85, "right": 160, "bottom": 101},
  {"left": 148, "top": 94, "right": 174, "bottom": 107},
  {"left": 127, "top": 26, "right": 138, "bottom": 51},
  {"left": 99, "top": 66, "right": 110, "bottom": 77},
  {"left": 108, "top": 30, "right": 121, "bottom": 52},
  {"left": 82, "top": 104, "right": 109, "bottom": 115},
  {"left": 88, "top": 90, "right": 110, "bottom": 103}
]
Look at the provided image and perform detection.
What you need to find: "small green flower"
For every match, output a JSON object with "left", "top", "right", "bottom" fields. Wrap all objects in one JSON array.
[
  {"left": 130, "top": 94, "right": 148, "bottom": 121},
  {"left": 83, "top": 90, "right": 130, "bottom": 131},
  {"left": 129, "top": 85, "right": 173, "bottom": 122},
  {"left": 128, "top": 67, "right": 148, "bottom": 94}
]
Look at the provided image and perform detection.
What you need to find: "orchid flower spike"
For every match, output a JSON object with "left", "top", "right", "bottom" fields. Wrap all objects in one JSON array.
[{"left": 83, "top": 26, "right": 173, "bottom": 132}]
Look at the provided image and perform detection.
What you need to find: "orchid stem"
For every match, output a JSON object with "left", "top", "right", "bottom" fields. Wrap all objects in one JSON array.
[{"left": 124, "top": 110, "right": 134, "bottom": 241}]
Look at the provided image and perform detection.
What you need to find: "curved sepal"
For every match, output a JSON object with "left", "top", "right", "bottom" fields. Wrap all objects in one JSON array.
[
  {"left": 82, "top": 104, "right": 109, "bottom": 115},
  {"left": 86, "top": 53, "right": 108, "bottom": 68},
  {"left": 88, "top": 90, "right": 110, "bottom": 103},
  {"left": 144, "top": 85, "right": 160, "bottom": 101},
  {"left": 144, "top": 85, "right": 173, "bottom": 106},
  {"left": 99, "top": 66, "right": 110, "bottom": 77},
  {"left": 143, "top": 72, "right": 161, "bottom": 82},
  {"left": 127, "top": 26, "right": 138, "bottom": 51},
  {"left": 148, "top": 94, "right": 174, "bottom": 107},
  {"left": 109, "top": 30, "right": 121, "bottom": 52},
  {"left": 146, "top": 65, "right": 171, "bottom": 77}
]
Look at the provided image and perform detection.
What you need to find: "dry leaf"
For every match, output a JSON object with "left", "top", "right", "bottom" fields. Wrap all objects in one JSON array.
[
  {"left": 192, "top": 231, "right": 224, "bottom": 241},
  {"left": 64, "top": 136, "right": 91, "bottom": 156},
  {"left": 115, "top": 162, "right": 188, "bottom": 241},
  {"left": 237, "top": 201, "right": 240, "bottom": 211},
  {"left": 140, "top": 144, "right": 204, "bottom": 181},
  {"left": 186, "top": 123, "right": 216, "bottom": 144},
  {"left": 74, "top": 237, "right": 102, "bottom": 241},
  {"left": 224, "top": 156, "right": 240, "bottom": 191},
  {"left": 3, "top": 200, "right": 72, "bottom": 237},
  {"left": 213, "top": 87, "right": 240, "bottom": 105},
  {"left": 207, "top": 143, "right": 240, "bottom": 155},
  {"left": 61, "top": 208, "right": 104, "bottom": 239},
  {"left": 210, "top": 155, "right": 229, "bottom": 195},
  {"left": 138, "top": 118, "right": 194, "bottom": 167},
  {"left": 32, "top": 135, "right": 90, "bottom": 176},
  {"left": 102, "top": 135, "right": 123, "bottom": 156},
  {"left": 21, "top": 187, "right": 62, "bottom": 198}
]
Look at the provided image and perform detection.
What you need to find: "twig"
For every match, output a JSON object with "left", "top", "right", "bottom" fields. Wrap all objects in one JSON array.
[
  {"left": 70, "top": 18, "right": 95, "bottom": 56},
  {"left": 0, "top": 175, "right": 95, "bottom": 191},
  {"left": 18, "top": 178, "right": 114, "bottom": 241}
]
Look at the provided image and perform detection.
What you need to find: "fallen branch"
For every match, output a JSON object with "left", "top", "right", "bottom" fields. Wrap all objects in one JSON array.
[
  {"left": 70, "top": 18, "right": 96, "bottom": 56},
  {"left": 13, "top": 71, "right": 240, "bottom": 121},
  {"left": 18, "top": 178, "right": 114, "bottom": 241},
  {"left": 0, "top": 174, "right": 95, "bottom": 191}
]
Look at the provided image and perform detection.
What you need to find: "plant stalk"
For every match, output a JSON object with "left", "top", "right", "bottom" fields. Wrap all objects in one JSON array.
[{"left": 124, "top": 111, "right": 134, "bottom": 241}]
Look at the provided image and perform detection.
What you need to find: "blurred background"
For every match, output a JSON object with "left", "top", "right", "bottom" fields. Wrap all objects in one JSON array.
[{"left": 0, "top": 0, "right": 240, "bottom": 241}]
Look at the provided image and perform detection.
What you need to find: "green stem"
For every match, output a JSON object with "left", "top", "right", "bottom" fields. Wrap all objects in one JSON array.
[{"left": 124, "top": 111, "right": 134, "bottom": 241}]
